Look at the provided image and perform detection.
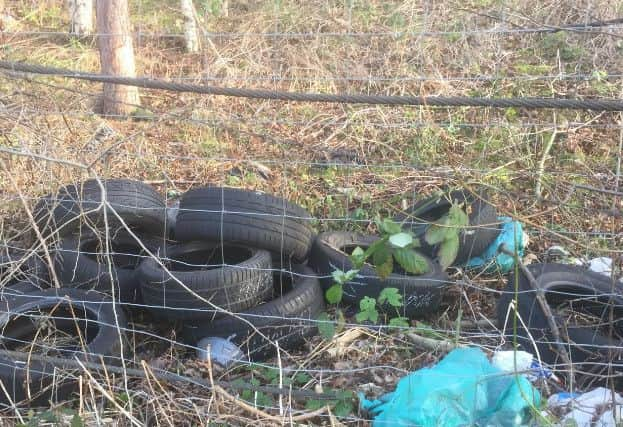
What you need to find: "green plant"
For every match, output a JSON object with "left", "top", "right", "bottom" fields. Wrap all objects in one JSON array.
[
  {"left": 233, "top": 377, "right": 274, "bottom": 408},
  {"left": 379, "top": 288, "right": 410, "bottom": 327},
  {"left": 199, "top": 0, "right": 226, "bottom": 16},
  {"left": 355, "top": 296, "right": 378, "bottom": 323},
  {"left": 324, "top": 218, "right": 429, "bottom": 305},
  {"left": 539, "top": 33, "right": 584, "bottom": 61},
  {"left": 319, "top": 217, "right": 429, "bottom": 333},
  {"left": 424, "top": 202, "right": 469, "bottom": 269},
  {"left": 354, "top": 288, "right": 410, "bottom": 326},
  {"left": 305, "top": 389, "right": 355, "bottom": 417}
]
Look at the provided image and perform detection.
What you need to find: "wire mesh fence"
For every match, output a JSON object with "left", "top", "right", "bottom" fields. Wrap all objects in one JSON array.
[{"left": 0, "top": 0, "right": 622, "bottom": 425}]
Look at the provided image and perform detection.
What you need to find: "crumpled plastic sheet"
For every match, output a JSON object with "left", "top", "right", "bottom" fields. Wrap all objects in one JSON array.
[
  {"left": 464, "top": 217, "right": 525, "bottom": 274},
  {"left": 547, "top": 388, "right": 623, "bottom": 427},
  {"left": 359, "top": 347, "right": 541, "bottom": 427}
]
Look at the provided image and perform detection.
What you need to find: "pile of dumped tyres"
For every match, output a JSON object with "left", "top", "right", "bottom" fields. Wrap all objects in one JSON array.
[{"left": 0, "top": 178, "right": 620, "bottom": 404}]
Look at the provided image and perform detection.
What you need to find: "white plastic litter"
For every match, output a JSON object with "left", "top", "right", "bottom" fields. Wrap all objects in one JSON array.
[
  {"left": 196, "top": 336, "right": 246, "bottom": 367},
  {"left": 588, "top": 257, "right": 614, "bottom": 276},
  {"left": 492, "top": 350, "right": 533, "bottom": 373},
  {"left": 548, "top": 387, "right": 623, "bottom": 427},
  {"left": 491, "top": 350, "right": 553, "bottom": 382}
]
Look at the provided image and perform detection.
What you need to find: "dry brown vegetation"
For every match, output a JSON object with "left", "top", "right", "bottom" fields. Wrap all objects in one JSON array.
[{"left": 0, "top": 0, "right": 622, "bottom": 425}]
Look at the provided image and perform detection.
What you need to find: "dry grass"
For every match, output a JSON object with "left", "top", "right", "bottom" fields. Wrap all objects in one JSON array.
[{"left": 0, "top": 0, "right": 622, "bottom": 425}]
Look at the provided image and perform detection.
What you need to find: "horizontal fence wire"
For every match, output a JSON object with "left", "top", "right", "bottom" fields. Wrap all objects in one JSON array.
[
  {"left": 3, "top": 20, "right": 623, "bottom": 39},
  {"left": 2, "top": 60, "right": 623, "bottom": 110}
]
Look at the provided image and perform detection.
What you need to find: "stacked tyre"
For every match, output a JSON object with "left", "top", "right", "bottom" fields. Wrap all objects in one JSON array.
[
  {"left": 1, "top": 180, "right": 494, "bottom": 405},
  {"left": 139, "top": 187, "right": 325, "bottom": 361},
  {"left": 0, "top": 178, "right": 168, "bottom": 405},
  {"left": 37, "top": 179, "right": 170, "bottom": 304}
]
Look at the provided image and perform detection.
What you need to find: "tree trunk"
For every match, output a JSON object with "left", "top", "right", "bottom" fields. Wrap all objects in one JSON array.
[
  {"left": 68, "top": 0, "right": 93, "bottom": 36},
  {"left": 96, "top": 0, "right": 140, "bottom": 116},
  {"left": 181, "top": 0, "right": 199, "bottom": 52}
]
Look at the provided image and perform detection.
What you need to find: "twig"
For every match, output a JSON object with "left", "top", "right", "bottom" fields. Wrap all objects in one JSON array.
[
  {"left": 406, "top": 332, "right": 461, "bottom": 352},
  {"left": 499, "top": 244, "right": 573, "bottom": 384},
  {"left": 74, "top": 358, "right": 143, "bottom": 427},
  {"left": 535, "top": 124, "right": 558, "bottom": 200},
  {"left": 613, "top": 119, "right": 623, "bottom": 209},
  {"left": 213, "top": 384, "right": 328, "bottom": 422},
  {"left": 0, "top": 158, "right": 61, "bottom": 288}
]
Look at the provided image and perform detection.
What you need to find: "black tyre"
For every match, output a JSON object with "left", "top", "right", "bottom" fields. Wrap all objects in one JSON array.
[
  {"left": 34, "top": 179, "right": 168, "bottom": 238},
  {"left": 397, "top": 190, "right": 499, "bottom": 265},
  {"left": 175, "top": 187, "right": 315, "bottom": 263},
  {"left": 497, "top": 263, "right": 623, "bottom": 388},
  {"left": 1, "top": 281, "right": 44, "bottom": 299},
  {"left": 0, "top": 250, "right": 49, "bottom": 289},
  {"left": 0, "top": 288, "right": 127, "bottom": 405},
  {"left": 138, "top": 242, "right": 273, "bottom": 320},
  {"left": 183, "top": 265, "right": 324, "bottom": 361},
  {"left": 53, "top": 232, "right": 164, "bottom": 304},
  {"left": 308, "top": 232, "right": 448, "bottom": 317}
]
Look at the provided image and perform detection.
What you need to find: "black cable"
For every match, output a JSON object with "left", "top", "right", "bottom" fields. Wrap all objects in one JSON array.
[{"left": 1, "top": 60, "right": 622, "bottom": 111}]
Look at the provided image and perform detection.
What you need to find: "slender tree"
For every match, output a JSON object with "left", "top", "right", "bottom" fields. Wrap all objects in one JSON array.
[
  {"left": 181, "top": 0, "right": 200, "bottom": 52},
  {"left": 68, "top": 0, "right": 93, "bottom": 36},
  {"left": 96, "top": 0, "right": 140, "bottom": 116}
]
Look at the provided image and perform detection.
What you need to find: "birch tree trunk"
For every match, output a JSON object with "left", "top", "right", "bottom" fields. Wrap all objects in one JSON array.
[
  {"left": 68, "top": 0, "right": 93, "bottom": 36},
  {"left": 96, "top": 0, "right": 140, "bottom": 116},
  {"left": 181, "top": 0, "right": 199, "bottom": 52}
]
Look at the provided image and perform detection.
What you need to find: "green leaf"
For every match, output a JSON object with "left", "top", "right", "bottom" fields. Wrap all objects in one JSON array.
[
  {"left": 255, "top": 391, "right": 274, "bottom": 408},
  {"left": 356, "top": 298, "right": 379, "bottom": 323},
  {"left": 70, "top": 413, "right": 84, "bottom": 427},
  {"left": 262, "top": 367, "right": 280, "bottom": 382},
  {"left": 389, "top": 232, "right": 413, "bottom": 248},
  {"left": 424, "top": 223, "right": 450, "bottom": 245},
  {"left": 317, "top": 312, "right": 335, "bottom": 340},
  {"left": 333, "top": 400, "right": 355, "bottom": 417},
  {"left": 373, "top": 245, "right": 393, "bottom": 279},
  {"left": 305, "top": 399, "right": 331, "bottom": 411},
  {"left": 356, "top": 309, "right": 379, "bottom": 323},
  {"left": 116, "top": 392, "right": 130, "bottom": 404},
  {"left": 393, "top": 247, "right": 430, "bottom": 275},
  {"left": 345, "top": 269, "right": 359, "bottom": 281},
  {"left": 293, "top": 372, "right": 312, "bottom": 386},
  {"left": 378, "top": 218, "right": 402, "bottom": 235},
  {"left": 389, "top": 317, "right": 410, "bottom": 327},
  {"left": 359, "top": 296, "right": 376, "bottom": 312},
  {"left": 438, "top": 233, "right": 459, "bottom": 269},
  {"left": 363, "top": 237, "right": 388, "bottom": 259},
  {"left": 241, "top": 389, "right": 253, "bottom": 401},
  {"left": 325, "top": 284, "right": 343, "bottom": 304},
  {"left": 349, "top": 246, "right": 366, "bottom": 269},
  {"left": 447, "top": 203, "right": 469, "bottom": 227},
  {"left": 378, "top": 287, "right": 403, "bottom": 307},
  {"left": 331, "top": 269, "right": 344, "bottom": 284},
  {"left": 332, "top": 269, "right": 359, "bottom": 285}
]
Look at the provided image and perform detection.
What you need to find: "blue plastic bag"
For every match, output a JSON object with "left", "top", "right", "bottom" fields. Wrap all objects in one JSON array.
[
  {"left": 360, "top": 347, "right": 541, "bottom": 427},
  {"left": 464, "top": 217, "right": 524, "bottom": 274}
]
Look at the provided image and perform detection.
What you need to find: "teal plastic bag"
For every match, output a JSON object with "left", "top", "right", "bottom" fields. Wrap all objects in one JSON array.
[
  {"left": 360, "top": 348, "right": 540, "bottom": 427},
  {"left": 464, "top": 217, "right": 524, "bottom": 274}
]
